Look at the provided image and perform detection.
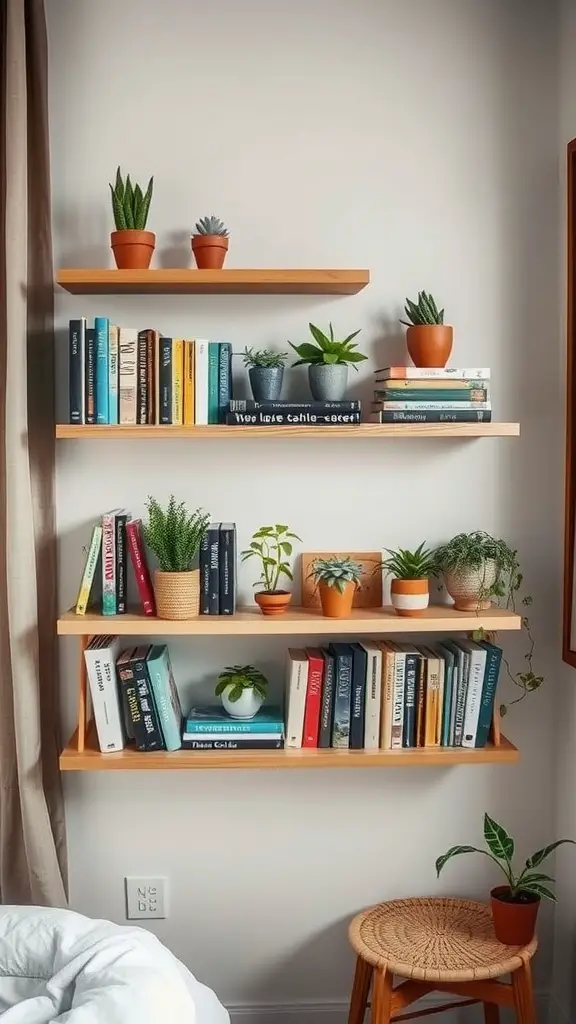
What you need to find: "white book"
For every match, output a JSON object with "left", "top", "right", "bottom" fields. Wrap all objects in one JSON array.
[
  {"left": 360, "top": 641, "right": 382, "bottom": 750},
  {"left": 84, "top": 636, "right": 124, "bottom": 752},
  {"left": 194, "top": 339, "right": 209, "bottom": 425},
  {"left": 460, "top": 641, "right": 488, "bottom": 747},
  {"left": 390, "top": 645, "right": 406, "bottom": 750},
  {"left": 378, "top": 401, "right": 491, "bottom": 411},
  {"left": 375, "top": 367, "right": 491, "bottom": 380},
  {"left": 285, "top": 648, "right": 309, "bottom": 748},
  {"left": 108, "top": 325, "right": 119, "bottom": 424},
  {"left": 378, "top": 642, "right": 395, "bottom": 749},
  {"left": 119, "top": 327, "right": 138, "bottom": 424}
]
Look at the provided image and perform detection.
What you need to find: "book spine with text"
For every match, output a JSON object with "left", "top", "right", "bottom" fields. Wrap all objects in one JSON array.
[
  {"left": 208, "top": 342, "right": 220, "bottom": 424},
  {"left": 199, "top": 529, "right": 210, "bottom": 614},
  {"left": 391, "top": 650, "right": 406, "bottom": 750},
  {"left": 330, "top": 644, "right": 353, "bottom": 749},
  {"left": 462, "top": 647, "right": 488, "bottom": 748},
  {"left": 85, "top": 327, "right": 96, "bottom": 424},
  {"left": 285, "top": 649, "right": 308, "bottom": 748},
  {"left": 207, "top": 523, "right": 220, "bottom": 614},
  {"left": 108, "top": 325, "right": 119, "bottom": 424},
  {"left": 361, "top": 643, "right": 382, "bottom": 750},
  {"left": 116, "top": 650, "right": 149, "bottom": 750},
  {"left": 84, "top": 638, "right": 124, "bottom": 752},
  {"left": 194, "top": 340, "right": 209, "bottom": 425},
  {"left": 375, "top": 400, "right": 491, "bottom": 411},
  {"left": 75, "top": 525, "right": 102, "bottom": 615},
  {"left": 130, "top": 647, "right": 165, "bottom": 750},
  {"left": 183, "top": 738, "right": 284, "bottom": 750},
  {"left": 229, "top": 399, "right": 361, "bottom": 412},
  {"left": 147, "top": 330, "right": 156, "bottom": 424},
  {"left": 95, "top": 317, "right": 109, "bottom": 424},
  {"left": 101, "top": 513, "right": 117, "bottom": 615},
  {"left": 172, "top": 339, "right": 184, "bottom": 425},
  {"left": 115, "top": 512, "right": 127, "bottom": 615},
  {"left": 318, "top": 651, "right": 335, "bottom": 748},
  {"left": 349, "top": 644, "right": 367, "bottom": 750},
  {"left": 218, "top": 523, "right": 236, "bottom": 615},
  {"left": 159, "top": 337, "right": 172, "bottom": 424},
  {"left": 69, "top": 318, "right": 85, "bottom": 423},
  {"left": 453, "top": 648, "right": 470, "bottom": 745},
  {"left": 226, "top": 411, "right": 361, "bottom": 426},
  {"left": 376, "top": 367, "right": 490, "bottom": 380},
  {"left": 146, "top": 645, "right": 182, "bottom": 751},
  {"left": 372, "top": 410, "right": 492, "bottom": 423},
  {"left": 184, "top": 340, "right": 195, "bottom": 424},
  {"left": 476, "top": 642, "right": 503, "bottom": 748},
  {"left": 374, "top": 388, "right": 489, "bottom": 403},
  {"left": 137, "top": 330, "right": 149, "bottom": 424},
  {"left": 218, "top": 342, "right": 232, "bottom": 423},
  {"left": 119, "top": 328, "right": 138, "bottom": 424},
  {"left": 402, "top": 652, "right": 419, "bottom": 748},
  {"left": 302, "top": 648, "right": 323, "bottom": 748},
  {"left": 126, "top": 519, "right": 155, "bottom": 616}
]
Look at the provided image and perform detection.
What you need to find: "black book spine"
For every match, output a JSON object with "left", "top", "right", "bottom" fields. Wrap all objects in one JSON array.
[
  {"left": 208, "top": 525, "right": 220, "bottom": 614},
  {"left": 199, "top": 530, "right": 211, "bottom": 614},
  {"left": 69, "top": 319, "right": 84, "bottom": 423},
  {"left": 85, "top": 327, "right": 96, "bottom": 424},
  {"left": 226, "top": 411, "right": 361, "bottom": 426},
  {"left": 183, "top": 737, "right": 285, "bottom": 750},
  {"left": 115, "top": 513, "right": 127, "bottom": 615},
  {"left": 219, "top": 524, "right": 236, "bottom": 615},
  {"left": 349, "top": 644, "right": 367, "bottom": 749},
  {"left": 159, "top": 337, "right": 172, "bottom": 424},
  {"left": 403, "top": 654, "right": 419, "bottom": 748},
  {"left": 376, "top": 410, "right": 492, "bottom": 423},
  {"left": 117, "top": 658, "right": 149, "bottom": 750},
  {"left": 318, "top": 652, "right": 335, "bottom": 748},
  {"left": 228, "top": 400, "right": 361, "bottom": 412},
  {"left": 131, "top": 649, "right": 165, "bottom": 750},
  {"left": 137, "top": 330, "right": 148, "bottom": 424},
  {"left": 329, "top": 644, "right": 353, "bottom": 749}
]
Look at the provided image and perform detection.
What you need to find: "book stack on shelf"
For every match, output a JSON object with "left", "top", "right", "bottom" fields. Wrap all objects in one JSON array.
[
  {"left": 370, "top": 366, "right": 492, "bottom": 424},
  {"left": 200, "top": 523, "right": 237, "bottom": 615},
  {"left": 225, "top": 399, "right": 361, "bottom": 427},
  {"left": 184, "top": 706, "right": 284, "bottom": 750}
]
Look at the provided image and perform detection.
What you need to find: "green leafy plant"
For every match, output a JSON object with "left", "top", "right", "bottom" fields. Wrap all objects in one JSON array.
[
  {"left": 289, "top": 323, "right": 367, "bottom": 369},
  {"left": 193, "top": 215, "right": 229, "bottom": 236},
  {"left": 378, "top": 542, "right": 437, "bottom": 580},
  {"left": 242, "top": 347, "right": 288, "bottom": 369},
  {"left": 400, "top": 290, "right": 445, "bottom": 327},
  {"left": 109, "top": 167, "right": 153, "bottom": 231},
  {"left": 436, "top": 812, "right": 575, "bottom": 903},
  {"left": 241, "top": 524, "right": 301, "bottom": 593},
  {"left": 144, "top": 495, "right": 209, "bottom": 572},
  {"left": 309, "top": 556, "right": 363, "bottom": 594},
  {"left": 215, "top": 665, "right": 268, "bottom": 702}
]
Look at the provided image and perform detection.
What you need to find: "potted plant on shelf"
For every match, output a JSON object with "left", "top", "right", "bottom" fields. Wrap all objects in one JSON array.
[
  {"left": 215, "top": 665, "right": 269, "bottom": 720},
  {"left": 109, "top": 167, "right": 155, "bottom": 270},
  {"left": 144, "top": 495, "right": 209, "bottom": 619},
  {"left": 289, "top": 322, "right": 366, "bottom": 401},
  {"left": 308, "top": 555, "right": 363, "bottom": 618},
  {"left": 242, "top": 348, "right": 288, "bottom": 402},
  {"left": 191, "top": 215, "right": 229, "bottom": 269},
  {"left": 400, "top": 290, "right": 453, "bottom": 367},
  {"left": 241, "top": 523, "right": 301, "bottom": 616},
  {"left": 436, "top": 812, "right": 575, "bottom": 945},
  {"left": 377, "top": 542, "right": 437, "bottom": 617},
  {"left": 434, "top": 530, "right": 518, "bottom": 612}
]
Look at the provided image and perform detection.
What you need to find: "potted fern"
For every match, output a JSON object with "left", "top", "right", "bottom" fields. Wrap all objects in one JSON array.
[
  {"left": 241, "top": 523, "right": 301, "bottom": 616},
  {"left": 215, "top": 665, "right": 269, "bottom": 720},
  {"left": 377, "top": 542, "right": 437, "bottom": 617},
  {"left": 144, "top": 495, "right": 209, "bottom": 619},
  {"left": 242, "top": 348, "right": 288, "bottom": 402},
  {"left": 191, "top": 215, "right": 229, "bottom": 269},
  {"left": 289, "top": 322, "right": 366, "bottom": 401},
  {"left": 109, "top": 167, "right": 155, "bottom": 269},
  {"left": 308, "top": 556, "right": 363, "bottom": 618},
  {"left": 400, "top": 290, "right": 453, "bottom": 367}
]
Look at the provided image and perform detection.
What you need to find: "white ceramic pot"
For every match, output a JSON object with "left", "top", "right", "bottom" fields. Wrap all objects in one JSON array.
[
  {"left": 220, "top": 685, "right": 264, "bottom": 720},
  {"left": 443, "top": 559, "right": 498, "bottom": 611}
]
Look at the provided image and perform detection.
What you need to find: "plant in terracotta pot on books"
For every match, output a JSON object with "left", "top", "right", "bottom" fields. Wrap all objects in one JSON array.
[
  {"left": 144, "top": 495, "right": 209, "bottom": 620},
  {"left": 436, "top": 812, "right": 575, "bottom": 945},
  {"left": 377, "top": 542, "right": 437, "bottom": 617},
  {"left": 241, "top": 523, "right": 301, "bottom": 616},
  {"left": 289, "top": 322, "right": 366, "bottom": 401},
  {"left": 242, "top": 348, "right": 288, "bottom": 402},
  {"left": 308, "top": 555, "right": 363, "bottom": 618},
  {"left": 191, "top": 215, "right": 229, "bottom": 269},
  {"left": 109, "top": 167, "right": 155, "bottom": 269},
  {"left": 215, "top": 665, "right": 269, "bottom": 720},
  {"left": 400, "top": 290, "right": 453, "bottom": 368}
]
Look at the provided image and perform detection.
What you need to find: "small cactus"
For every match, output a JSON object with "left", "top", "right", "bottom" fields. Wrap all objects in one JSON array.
[
  {"left": 109, "top": 167, "right": 153, "bottom": 231},
  {"left": 193, "top": 215, "right": 229, "bottom": 237},
  {"left": 400, "top": 290, "right": 445, "bottom": 327}
]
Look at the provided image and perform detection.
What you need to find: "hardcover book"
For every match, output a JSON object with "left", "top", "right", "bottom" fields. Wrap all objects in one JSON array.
[
  {"left": 130, "top": 645, "right": 165, "bottom": 750},
  {"left": 108, "top": 325, "right": 119, "bottom": 425},
  {"left": 228, "top": 399, "right": 361, "bottom": 412},
  {"left": 378, "top": 641, "right": 396, "bottom": 749},
  {"left": 208, "top": 342, "right": 220, "bottom": 424},
  {"left": 458, "top": 640, "right": 488, "bottom": 748},
  {"left": 75, "top": 524, "right": 102, "bottom": 615},
  {"left": 397, "top": 644, "right": 421, "bottom": 748},
  {"left": 126, "top": 519, "right": 155, "bottom": 616},
  {"left": 183, "top": 340, "right": 195, "bottom": 425},
  {"left": 146, "top": 644, "right": 183, "bottom": 751},
  {"left": 199, "top": 529, "right": 210, "bottom": 614},
  {"left": 226, "top": 411, "right": 361, "bottom": 426},
  {"left": 84, "top": 636, "right": 124, "bottom": 752},
  {"left": 285, "top": 648, "right": 309, "bottom": 748},
  {"left": 375, "top": 367, "right": 491, "bottom": 380},
  {"left": 329, "top": 643, "right": 353, "bottom": 749},
  {"left": 218, "top": 342, "right": 233, "bottom": 423},
  {"left": 318, "top": 650, "right": 335, "bottom": 748},
  {"left": 207, "top": 523, "right": 220, "bottom": 614},
  {"left": 218, "top": 523, "right": 236, "bottom": 615},
  {"left": 185, "top": 706, "right": 284, "bottom": 734},
  {"left": 389, "top": 643, "right": 405, "bottom": 750},
  {"left": 476, "top": 641, "right": 503, "bottom": 747},
  {"left": 159, "top": 337, "right": 172, "bottom": 425},
  {"left": 116, "top": 647, "right": 147, "bottom": 750},
  {"left": 85, "top": 326, "right": 96, "bottom": 424},
  {"left": 119, "top": 328, "right": 138, "bottom": 425},
  {"left": 359, "top": 641, "right": 382, "bottom": 750},
  {"left": 115, "top": 512, "right": 128, "bottom": 615},
  {"left": 436, "top": 643, "right": 456, "bottom": 746},
  {"left": 194, "top": 340, "right": 209, "bottom": 425},
  {"left": 349, "top": 643, "right": 367, "bottom": 750},
  {"left": 137, "top": 329, "right": 149, "bottom": 424},
  {"left": 95, "top": 317, "right": 109, "bottom": 424},
  {"left": 302, "top": 648, "right": 324, "bottom": 747},
  {"left": 172, "top": 339, "right": 184, "bottom": 425},
  {"left": 69, "top": 317, "right": 86, "bottom": 424},
  {"left": 418, "top": 647, "right": 442, "bottom": 747},
  {"left": 371, "top": 410, "right": 492, "bottom": 423},
  {"left": 182, "top": 737, "right": 285, "bottom": 750},
  {"left": 101, "top": 510, "right": 120, "bottom": 615}
]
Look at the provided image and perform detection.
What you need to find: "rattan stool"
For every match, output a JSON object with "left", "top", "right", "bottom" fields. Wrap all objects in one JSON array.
[{"left": 348, "top": 897, "right": 538, "bottom": 1024}]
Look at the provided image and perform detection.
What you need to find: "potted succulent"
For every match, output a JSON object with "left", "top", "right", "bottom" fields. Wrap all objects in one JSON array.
[
  {"left": 434, "top": 531, "right": 519, "bottom": 612},
  {"left": 191, "top": 215, "right": 229, "bottom": 269},
  {"left": 215, "top": 665, "right": 269, "bottom": 720},
  {"left": 400, "top": 290, "right": 453, "bottom": 368},
  {"left": 109, "top": 167, "right": 155, "bottom": 269},
  {"left": 289, "top": 322, "right": 366, "bottom": 401},
  {"left": 144, "top": 495, "right": 209, "bottom": 619},
  {"left": 436, "top": 812, "right": 575, "bottom": 945},
  {"left": 308, "top": 556, "right": 363, "bottom": 618},
  {"left": 242, "top": 348, "right": 288, "bottom": 402},
  {"left": 377, "top": 542, "right": 437, "bottom": 617},
  {"left": 241, "top": 523, "right": 301, "bottom": 616}
]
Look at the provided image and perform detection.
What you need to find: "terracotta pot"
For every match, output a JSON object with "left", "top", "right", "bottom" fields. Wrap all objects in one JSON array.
[
  {"left": 154, "top": 569, "right": 199, "bottom": 619},
  {"left": 191, "top": 235, "right": 229, "bottom": 270},
  {"left": 443, "top": 560, "right": 497, "bottom": 611},
  {"left": 390, "top": 578, "right": 429, "bottom": 617},
  {"left": 318, "top": 580, "right": 356, "bottom": 618},
  {"left": 111, "top": 229, "right": 155, "bottom": 270},
  {"left": 406, "top": 325, "right": 453, "bottom": 368},
  {"left": 255, "top": 591, "right": 292, "bottom": 616},
  {"left": 490, "top": 886, "right": 540, "bottom": 945}
]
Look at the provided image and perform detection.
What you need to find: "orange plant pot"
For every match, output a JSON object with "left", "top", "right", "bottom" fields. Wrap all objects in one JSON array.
[
  {"left": 406, "top": 325, "right": 453, "bottom": 368},
  {"left": 191, "top": 235, "right": 229, "bottom": 270},
  {"left": 390, "top": 578, "right": 429, "bottom": 617},
  {"left": 318, "top": 581, "right": 356, "bottom": 618},
  {"left": 255, "top": 591, "right": 292, "bottom": 616},
  {"left": 490, "top": 886, "right": 540, "bottom": 945},
  {"left": 111, "top": 229, "right": 155, "bottom": 270}
]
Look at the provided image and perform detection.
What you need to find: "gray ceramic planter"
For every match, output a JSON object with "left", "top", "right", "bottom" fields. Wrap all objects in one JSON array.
[
  {"left": 309, "top": 363, "right": 348, "bottom": 401},
  {"left": 249, "top": 366, "right": 284, "bottom": 401}
]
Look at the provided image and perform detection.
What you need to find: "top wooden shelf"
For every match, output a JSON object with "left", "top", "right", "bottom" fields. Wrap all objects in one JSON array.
[{"left": 56, "top": 269, "right": 370, "bottom": 296}]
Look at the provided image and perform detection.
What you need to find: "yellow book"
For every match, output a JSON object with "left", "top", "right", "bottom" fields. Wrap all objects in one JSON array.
[
  {"left": 377, "top": 641, "right": 395, "bottom": 749},
  {"left": 420, "top": 647, "right": 441, "bottom": 747},
  {"left": 75, "top": 526, "right": 102, "bottom": 615},
  {"left": 183, "top": 340, "right": 195, "bottom": 424},
  {"left": 172, "top": 339, "right": 184, "bottom": 425}
]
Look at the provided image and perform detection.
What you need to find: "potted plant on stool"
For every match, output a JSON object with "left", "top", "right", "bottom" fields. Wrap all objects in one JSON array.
[
  {"left": 242, "top": 348, "right": 288, "bottom": 402},
  {"left": 241, "top": 523, "right": 301, "bottom": 616},
  {"left": 144, "top": 495, "right": 209, "bottom": 619},
  {"left": 436, "top": 812, "right": 575, "bottom": 944},
  {"left": 191, "top": 215, "right": 229, "bottom": 269},
  {"left": 378, "top": 542, "right": 437, "bottom": 617},
  {"left": 289, "top": 322, "right": 366, "bottom": 401},
  {"left": 400, "top": 290, "right": 453, "bottom": 367},
  {"left": 434, "top": 531, "right": 519, "bottom": 612},
  {"left": 215, "top": 665, "right": 269, "bottom": 720},
  {"left": 109, "top": 167, "right": 155, "bottom": 269},
  {"left": 309, "top": 556, "right": 363, "bottom": 618}
]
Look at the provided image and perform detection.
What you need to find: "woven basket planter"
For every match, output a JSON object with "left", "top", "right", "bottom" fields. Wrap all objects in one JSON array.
[
  {"left": 154, "top": 569, "right": 200, "bottom": 619},
  {"left": 443, "top": 559, "right": 497, "bottom": 611}
]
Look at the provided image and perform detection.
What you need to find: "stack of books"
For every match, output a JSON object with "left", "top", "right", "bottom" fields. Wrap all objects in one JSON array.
[
  {"left": 370, "top": 367, "right": 492, "bottom": 423},
  {"left": 225, "top": 399, "right": 361, "bottom": 426},
  {"left": 183, "top": 706, "right": 285, "bottom": 749},
  {"left": 75, "top": 514, "right": 155, "bottom": 617},
  {"left": 199, "top": 524, "right": 237, "bottom": 615},
  {"left": 69, "top": 318, "right": 232, "bottom": 425}
]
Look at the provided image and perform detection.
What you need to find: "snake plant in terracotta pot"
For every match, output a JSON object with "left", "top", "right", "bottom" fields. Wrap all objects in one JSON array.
[
  {"left": 109, "top": 167, "right": 155, "bottom": 269},
  {"left": 308, "top": 555, "right": 363, "bottom": 618},
  {"left": 289, "top": 322, "right": 366, "bottom": 401},
  {"left": 241, "top": 523, "right": 301, "bottom": 616},
  {"left": 144, "top": 495, "right": 209, "bottom": 619}
]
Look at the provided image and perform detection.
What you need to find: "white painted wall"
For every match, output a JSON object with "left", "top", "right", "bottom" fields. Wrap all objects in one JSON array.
[{"left": 46, "top": 0, "right": 562, "bottom": 1014}]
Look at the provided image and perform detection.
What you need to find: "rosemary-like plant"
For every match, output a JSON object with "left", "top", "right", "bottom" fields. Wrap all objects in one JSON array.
[
  {"left": 109, "top": 167, "right": 153, "bottom": 230},
  {"left": 144, "top": 495, "right": 209, "bottom": 572},
  {"left": 215, "top": 665, "right": 268, "bottom": 703},
  {"left": 289, "top": 323, "right": 367, "bottom": 369},
  {"left": 242, "top": 347, "right": 288, "bottom": 369},
  {"left": 378, "top": 542, "right": 437, "bottom": 580},
  {"left": 241, "top": 524, "right": 301, "bottom": 593}
]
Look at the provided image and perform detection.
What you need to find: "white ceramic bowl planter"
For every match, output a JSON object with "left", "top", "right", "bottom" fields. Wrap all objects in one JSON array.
[
  {"left": 215, "top": 665, "right": 269, "bottom": 721},
  {"left": 220, "top": 685, "right": 263, "bottom": 720}
]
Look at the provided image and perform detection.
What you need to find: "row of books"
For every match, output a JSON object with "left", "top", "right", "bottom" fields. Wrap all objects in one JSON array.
[
  {"left": 370, "top": 366, "right": 493, "bottom": 424},
  {"left": 225, "top": 399, "right": 361, "bottom": 426},
  {"left": 200, "top": 524, "right": 237, "bottom": 615},
  {"left": 69, "top": 318, "right": 232, "bottom": 425}
]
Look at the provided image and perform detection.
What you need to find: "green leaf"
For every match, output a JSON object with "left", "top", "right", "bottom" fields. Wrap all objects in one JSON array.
[
  {"left": 517, "top": 881, "right": 556, "bottom": 901},
  {"left": 309, "top": 323, "right": 330, "bottom": 349},
  {"left": 281, "top": 542, "right": 293, "bottom": 556},
  {"left": 228, "top": 684, "right": 244, "bottom": 702},
  {"left": 324, "top": 353, "right": 339, "bottom": 364},
  {"left": 484, "top": 813, "right": 514, "bottom": 862},
  {"left": 275, "top": 525, "right": 288, "bottom": 534},
  {"left": 343, "top": 329, "right": 362, "bottom": 345},
  {"left": 109, "top": 183, "right": 127, "bottom": 230},
  {"left": 133, "top": 183, "right": 144, "bottom": 230},
  {"left": 141, "top": 175, "right": 153, "bottom": 229},
  {"left": 526, "top": 839, "right": 576, "bottom": 869},
  {"left": 114, "top": 166, "right": 124, "bottom": 201},
  {"left": 123, "top": 175, "right": 135, "bottom": 229},
  {"left": 435, "top": 845, "right": 483, "bottom": 877}
]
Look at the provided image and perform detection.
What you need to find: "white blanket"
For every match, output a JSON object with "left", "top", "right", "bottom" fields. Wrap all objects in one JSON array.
[{"left": 0, "top": 906, "right": 230, "bottom": 1023}]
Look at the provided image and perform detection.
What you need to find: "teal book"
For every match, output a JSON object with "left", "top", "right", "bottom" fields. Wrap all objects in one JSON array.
[
  {"left": 185, "top": 705, "right": 284, "bottom": 734},
  {"left": 441, "top": 640, "right": 464, "bottom": 744},
  {"left": 95, "top": 317, "right": 110, "bottom": 423},
  {"left": 218, "top": 342, "right": 232, "bottom": 423},
  {"left": 437, "top": 643, "right": 455, "bottom": 746},
  {"left": 145, "top": 644, "right": 183, "bottom": 751},
  {"left": 374, "top": 388, "right": 489, "bottom": 403},
  {"left": 476, "top": 641, "right": 503, "bottom": 747},
  {"left": 208, "top": 342, "right": 220, "bottom": 424}
]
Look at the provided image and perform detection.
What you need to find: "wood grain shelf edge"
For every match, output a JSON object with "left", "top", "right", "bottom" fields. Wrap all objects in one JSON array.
[
  {"left": 55, "top": 423, "right": 521, "bottom": 440},
  {"left": 56, "top": 268, "right": 370, "bottom": 295}
]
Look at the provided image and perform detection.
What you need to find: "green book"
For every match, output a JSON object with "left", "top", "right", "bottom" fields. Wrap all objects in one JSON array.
[
  {"left": 208, "top": 343, "right": 220, "bottom": 424},
  {"left": 374, "top": 388, "right": 488, "bottom": 402}
]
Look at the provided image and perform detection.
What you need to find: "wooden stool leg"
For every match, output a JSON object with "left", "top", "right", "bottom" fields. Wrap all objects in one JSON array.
[
  {"left": 483, "top": 1003, "right": 500, "bottom": 1024},
  {"left": 348, "top": 956, "right": 372, "bottom": 1024},
  {"left": 371, "top": 967, "right": 393, "bottom": 1024},
  {"left": 511, "top": 961, "right": 537, "bottom": 1024}
]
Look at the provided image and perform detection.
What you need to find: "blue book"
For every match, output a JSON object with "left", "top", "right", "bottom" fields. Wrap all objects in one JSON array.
[
  {"left": 146, "top": 645, "right": 183, "bottom": 751},
  {"left": 208, "top": 343, "right": 220, "bottom": 424},
  {"left": 185, "top": 705, "right": 284, "bottom": 734},
  {"left": 437, "top": 643, "right": 455, "bottom": 746},
  {"left": 218, "top": 342, "right": 232, "bottom": 423},
  {"left": 95, "top": 317, "right": 110, "bottom": 423},
  {"left": 476, "top": 641, "right": 503, "bottom": 748},
  {"left": 329, "top": 643, "right": 353, "bottom": 749}
]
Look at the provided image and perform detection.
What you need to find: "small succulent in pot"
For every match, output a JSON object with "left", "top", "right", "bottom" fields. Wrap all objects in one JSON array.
[
  {"left": 241, "top": 523, "right": 301, "bottom": 616},
  {"left": 191, "top": 215, "right": 229, "bottom": 270},
  {"left": 242, "top": 348, "right": 288, "bottom": 402},
  {"left": 109, "top": 166, "right": 155, "bottom": 269},
  {"left": 308, "top": 555, "right": 363, "bottom": 618},
  {"left": 215, "top": 665, "right": 269, "bottom": 720},
  {"left": 400, "top": 290, "right": 453, "bottom": 368},
  {"left": 436, "top": 812, "right": 575, "bottom": 945},
  {"left": 144, "top": 495, "right": 209, "bottom": 619},
  {"left": 289, "top": 322, "right": 366, "bottom": 401},
  {"left": 377, "top": 542, "right": 437, "bottom": 617}
]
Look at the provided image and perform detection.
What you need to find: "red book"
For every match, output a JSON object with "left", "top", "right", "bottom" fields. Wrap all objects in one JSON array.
[
  {"left": 126, "top": 519, "right": 156, "bottom": 616},
  {"left": 302, "top": 648, "right": 324, "bottom": 747}
]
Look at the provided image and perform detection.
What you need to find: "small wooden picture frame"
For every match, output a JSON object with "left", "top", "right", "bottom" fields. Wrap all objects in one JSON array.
[{"left": 301, "top": 551, "right": 382, "bottom": 610}]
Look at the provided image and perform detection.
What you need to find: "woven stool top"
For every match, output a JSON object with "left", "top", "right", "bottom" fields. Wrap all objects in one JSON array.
[{"left": 349, "top": 898, "right": 537, "bottom": 983}]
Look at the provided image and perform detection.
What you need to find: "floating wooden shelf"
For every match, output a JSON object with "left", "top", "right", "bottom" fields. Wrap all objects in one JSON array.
[
  {"left": 57, "top": 605, "right": 522, "bottom": 637},
  {"left": 56, "top": 268, "right": 370, "bottom": 295},
  {"left": 55, "top": 423, "right": 520, "bottom": 440},
  {"left": 59, "top": 729, "right": 519, "bottom": 771}
]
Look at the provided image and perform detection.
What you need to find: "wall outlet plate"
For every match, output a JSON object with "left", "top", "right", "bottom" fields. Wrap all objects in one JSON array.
[{"left": 125, "top": 876, "right": 168, "bottom": 919}]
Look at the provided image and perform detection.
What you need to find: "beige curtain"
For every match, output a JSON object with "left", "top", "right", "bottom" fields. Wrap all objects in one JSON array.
[{"left": 0, "top": 0, "right": 67, "bottom": 905}]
